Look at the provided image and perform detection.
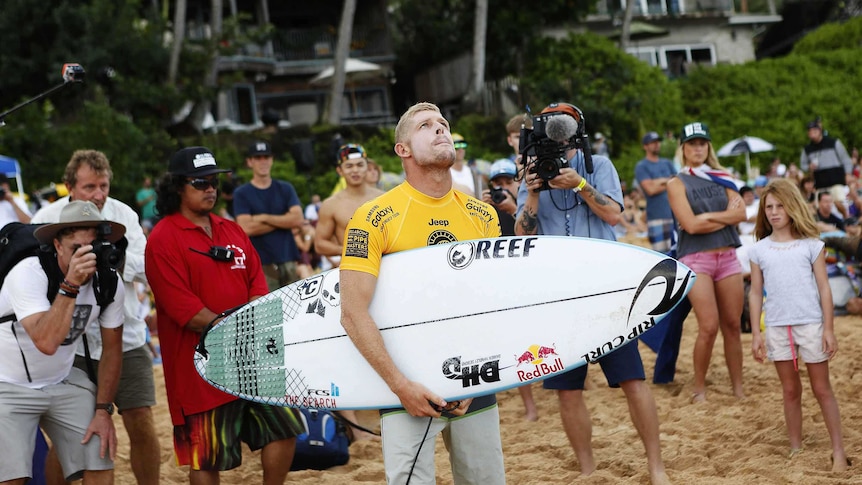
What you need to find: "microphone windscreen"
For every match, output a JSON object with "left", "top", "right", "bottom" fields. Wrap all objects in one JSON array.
[{"left": 545, "top": 115, "right": 579, "bottom": 143}]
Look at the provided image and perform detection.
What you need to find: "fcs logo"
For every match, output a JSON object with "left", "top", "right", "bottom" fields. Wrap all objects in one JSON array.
[
  {"left": 447, "top": 242, "right": 476, "bottom": 270},
  {"left": 627, "top": 259, "right": 693, "bottom": 327}
]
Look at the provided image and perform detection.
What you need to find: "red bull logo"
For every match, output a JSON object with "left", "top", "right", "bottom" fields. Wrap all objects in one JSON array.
[
  {"left": 514, "top": 344, "right": 558, "bottom": 366},
  {"left": 514, "top": 343, "right": 564, "bottom": 382}
]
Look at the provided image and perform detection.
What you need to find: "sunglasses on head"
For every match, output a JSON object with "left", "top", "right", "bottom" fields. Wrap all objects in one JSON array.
[{"left": 186, "top": 177, "right": 218, "bottom": 190}]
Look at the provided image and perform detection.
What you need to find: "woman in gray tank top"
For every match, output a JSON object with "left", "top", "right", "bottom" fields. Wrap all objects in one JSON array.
[{"left": 667, "top": 122, "right": 747, "bottom": 403}]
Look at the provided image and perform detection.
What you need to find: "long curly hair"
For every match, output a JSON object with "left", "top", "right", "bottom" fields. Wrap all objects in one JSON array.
[
  {"left": 154, "top": 173, "right": 186, "bottom": 217},
  {"left": 754, "top": 178, "right": 819, "bottom": 240}
]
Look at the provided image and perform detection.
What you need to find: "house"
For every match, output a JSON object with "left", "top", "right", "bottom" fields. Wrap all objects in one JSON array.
[
  {"left": 565, "top": 0, "right": 782, "bottom": 77},
  {"left": 183, "top": 0, "right": 396, "bottom": 130}
]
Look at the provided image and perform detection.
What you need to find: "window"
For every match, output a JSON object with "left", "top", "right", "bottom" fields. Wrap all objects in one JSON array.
[{"left": 658, "top": 44, "right": 716, "bottom": 77}]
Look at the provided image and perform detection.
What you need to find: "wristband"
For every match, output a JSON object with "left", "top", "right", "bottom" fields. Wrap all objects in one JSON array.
[
  {"left": 62, "top": 279, "right": 81, "bottom": 290},
  {"left": 573, "top": 177, "right": 587, "bottom": 194},
  {"left": 57, "top": 288, "right": 78, "bottom": 299}
]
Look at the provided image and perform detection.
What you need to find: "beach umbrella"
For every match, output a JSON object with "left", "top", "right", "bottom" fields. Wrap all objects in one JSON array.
[
  {"left": 716, "top": 136, "right": 774, "bottom": 183},
  {"left": 309, "top": 58, "right": 385, "bottom": 115}
]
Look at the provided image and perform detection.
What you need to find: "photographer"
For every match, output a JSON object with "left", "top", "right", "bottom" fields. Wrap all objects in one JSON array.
[
  {"left": 33, "top": 150, "right": 159, "bottom": 485},
  {"left": 515, "top": 103, "right": 668, "bottom": 484},
  {"left": 0, "top": 173, "right": 32, "bottom": 227},
  {"left": 481, "top": 159, "right": 519, "bottom": 234},
  {"left": 0, "top": 200, "right": 125, "bottom": 484}
]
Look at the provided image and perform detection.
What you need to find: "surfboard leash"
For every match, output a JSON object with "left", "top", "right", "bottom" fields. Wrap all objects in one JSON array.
[
  {"left": 195, "top": 303, "right": 246, "bottom": 358},
  {"left": 405, "top": 417, "right": 434, "bottom": 485},
  {"left": 331, "top": 411, "right": 381, "bottom": 438}
]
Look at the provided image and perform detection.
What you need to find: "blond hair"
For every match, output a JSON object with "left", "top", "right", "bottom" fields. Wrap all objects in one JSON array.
[
  {"left": 674, "top": 141, "right": 723, "bottom": 170},
  {"left": 394, "top": 102, "right": 440, "bottom": 145},
  {"left": 754, "top": 178, "right": 820, "bottom": 240}
]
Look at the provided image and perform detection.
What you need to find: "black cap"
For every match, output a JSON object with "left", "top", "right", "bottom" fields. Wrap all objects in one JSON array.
[
  {"left": 806, "top": 120, "right": 821, "bottom": 130},
  {"left": 247, "top": 141, "right": 273, "bottom": 157},
  {"left": 168, "top": 147, "right": 230, "bottom": 177}
]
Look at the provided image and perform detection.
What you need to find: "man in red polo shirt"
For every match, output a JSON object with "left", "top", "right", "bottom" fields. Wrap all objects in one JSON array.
[{"left": 145, "top": 147, "right": 303, "bottom": 482}]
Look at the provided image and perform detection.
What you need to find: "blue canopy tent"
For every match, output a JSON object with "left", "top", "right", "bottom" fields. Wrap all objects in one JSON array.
[{"left": 0, "top": 154, "right": 24, "bottom": 195}]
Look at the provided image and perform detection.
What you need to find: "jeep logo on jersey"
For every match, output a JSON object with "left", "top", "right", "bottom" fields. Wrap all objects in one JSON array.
[
  {"left": 442, "top": 355, "right": 501, "bottom": 388},
  {"left": 427, "top": 230, "right": 456, "bottom": 245}
]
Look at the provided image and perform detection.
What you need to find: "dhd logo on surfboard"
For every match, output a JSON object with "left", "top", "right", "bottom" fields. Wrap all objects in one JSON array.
[{"left": 441, "top": 354, "right": 501, "bottom": 388}]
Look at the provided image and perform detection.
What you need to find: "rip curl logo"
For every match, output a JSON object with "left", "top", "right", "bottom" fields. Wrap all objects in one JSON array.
[
  {"left": 626, "top": 259, "right": 692, "bottom": 327},
  {"left": 428, "top": 230, "right": 456, "bottom": 245},
  {"left": 299, "top": 272, "right": 341, "bottom": 318},
  {"left": 228, "top": 244, "right": 247, "bottom": 269},
  {"left": 447, "top": 242, "right": 476, "bottom": 270}
]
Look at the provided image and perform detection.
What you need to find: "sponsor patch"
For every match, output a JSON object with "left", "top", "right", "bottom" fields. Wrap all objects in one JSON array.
[
  {"left": 427, "top": 230, "right": 456, "bottom": 245},
  {"left": 344, "top": 228, "right": 369, "bottom": 258}
]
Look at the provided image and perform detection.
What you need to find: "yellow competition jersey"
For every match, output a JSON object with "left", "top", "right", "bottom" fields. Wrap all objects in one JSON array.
[{"left": 341, "top": 182, "right": 501, "bottom": 276}]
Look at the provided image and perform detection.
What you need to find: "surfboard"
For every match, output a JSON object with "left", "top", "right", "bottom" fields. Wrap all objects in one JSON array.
[{"left": 194, "top": 235, "right": 695, "bottom": 410}]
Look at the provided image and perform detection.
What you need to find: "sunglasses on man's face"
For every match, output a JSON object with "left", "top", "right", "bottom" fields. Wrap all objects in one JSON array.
[{"left": 186, "top": 178, "right": 219, "bottom": 190}]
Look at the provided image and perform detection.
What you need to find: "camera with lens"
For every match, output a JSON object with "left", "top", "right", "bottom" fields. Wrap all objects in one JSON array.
[
  {"left": 490, "top": 185, "right": 507, "bottom": 204},
  {"left": 518, "top": 103, "right": 593, "bottom": 191},
  {"left": 91, "top": 222, "right": 123, "bottom": 271}
]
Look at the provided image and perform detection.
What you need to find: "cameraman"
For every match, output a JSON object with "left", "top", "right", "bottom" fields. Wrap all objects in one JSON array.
[
  {"left": 481, "top": 159, "right": 519, "bottom": 234},
  {"left": 515, "top": 103, "right": 668, "bottom": 483},
  {"left": 0, "top": 173, "right": 32, "bottom": 227}
]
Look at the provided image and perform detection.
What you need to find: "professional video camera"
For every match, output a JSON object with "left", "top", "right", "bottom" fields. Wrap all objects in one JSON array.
[
  {"left": 91, "top": 222, "right": 124, "bottom": 271},
  {"left": 518, "top": 103, "right": 593, "bottom": 191}
]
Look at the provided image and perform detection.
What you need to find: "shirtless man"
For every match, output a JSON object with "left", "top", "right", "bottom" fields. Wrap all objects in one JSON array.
[{"left": 314, "top": 143, "right": 384, "bottom": 441}]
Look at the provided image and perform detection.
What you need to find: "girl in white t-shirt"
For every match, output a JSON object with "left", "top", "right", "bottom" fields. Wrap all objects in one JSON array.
[{"left": 748, "top": 178, "right": 848, "bottom": 471}]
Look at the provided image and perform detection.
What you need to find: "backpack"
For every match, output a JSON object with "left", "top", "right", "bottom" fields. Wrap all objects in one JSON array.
[
  {"left": 290, "top": 408, "right": 350, "bottom": 471},
  {"left": 0, "top": 222, "right": 62, "bottom": 319}
]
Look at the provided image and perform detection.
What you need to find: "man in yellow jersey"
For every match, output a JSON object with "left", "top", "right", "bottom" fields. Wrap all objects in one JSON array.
[{"left": 339, "top": 102, "right": 504, "bottom": 485}]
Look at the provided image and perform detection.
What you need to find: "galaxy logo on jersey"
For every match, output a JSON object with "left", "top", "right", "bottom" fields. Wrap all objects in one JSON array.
[
  {"left": 427, "top": 230, "right": 456, "bottom": 245},
  {"left": 345, "top": 229, "right": 369, "bottom": 258}
]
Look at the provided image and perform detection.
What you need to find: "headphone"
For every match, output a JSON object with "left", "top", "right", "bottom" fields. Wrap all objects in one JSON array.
[{"left": 540, "top": 102, "right": 594, "bottom": 174}]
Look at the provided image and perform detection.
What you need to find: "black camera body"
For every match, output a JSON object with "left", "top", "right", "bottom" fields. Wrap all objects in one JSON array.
[
  {"left": 91, "top": 223, "right": 123, "bottom": 271},
  {"left": 518, "top": 103, "right": 593, "bottom": 191},
  {"left": 490, "top": 185, "right": 507, "bottom": 204}
]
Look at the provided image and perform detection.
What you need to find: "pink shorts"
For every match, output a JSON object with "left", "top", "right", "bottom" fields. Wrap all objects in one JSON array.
[{"left": 679, "top": 249, "right": 742, "bottom": 281}]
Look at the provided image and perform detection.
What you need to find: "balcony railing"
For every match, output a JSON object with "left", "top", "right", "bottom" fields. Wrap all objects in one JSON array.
[
  {"left": 595, "top": 0, "right": 734, "bottom": 17},
  {"left": 271, "top": 25, "right": 393, "bottom": 62}
]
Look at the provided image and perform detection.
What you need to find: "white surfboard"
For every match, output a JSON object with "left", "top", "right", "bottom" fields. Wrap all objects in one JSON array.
[{"left": 194, "top": 236, "right": 694, "bottom": 410}]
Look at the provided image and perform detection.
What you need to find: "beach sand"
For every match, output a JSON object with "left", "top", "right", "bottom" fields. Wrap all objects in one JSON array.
[{"left": 110, "top": 275, "right": 861, "bottom": 484}]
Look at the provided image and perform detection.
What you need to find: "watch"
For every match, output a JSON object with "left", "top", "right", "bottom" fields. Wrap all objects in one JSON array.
[{"left": 95, "top": 402, "right": 115, "bottom": 415}]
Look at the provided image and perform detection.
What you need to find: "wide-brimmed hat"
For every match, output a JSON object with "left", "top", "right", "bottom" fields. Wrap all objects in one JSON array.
[
  {"left": 33, "top": 200, "right": 126, "bottom": 244},
  {"left": 168, "top": 147, "right": 230, "bottom": 177}
]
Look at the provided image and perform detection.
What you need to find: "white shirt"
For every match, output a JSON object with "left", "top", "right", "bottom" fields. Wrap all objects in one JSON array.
[
  {"left": 32, "top": 196, "right": 148, "bottom": 357},
  {"left": 450, "top": 164, "right": 476, "bottom": 195},
  {"left": 749, "top": 237, "right": 824, "bottom": 327},
  {"left": 0, "top": 257, "right": 125, "bottom": 388},
  {"left": 0, "top": 197, "right": 32, "bottom": 228}
]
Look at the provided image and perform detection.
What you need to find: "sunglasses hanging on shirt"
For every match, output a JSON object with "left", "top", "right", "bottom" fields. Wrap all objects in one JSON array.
[{"left": 189, "top": 246, "right": 234, "bottom": 262}]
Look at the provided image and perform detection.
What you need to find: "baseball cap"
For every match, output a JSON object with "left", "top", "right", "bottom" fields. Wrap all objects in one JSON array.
[
  {"left": 754, "top": 175, "right": 768, "bottom": 188},
  {"left": 247, "top": 141, "right": 272, "bottom": 157},
  {"left": 168, "top": 147, "right": 230, "bottom": 177},
  {"left": 642, "top": 131, "right": 662, "bottom": 145},
  {"left": 33, "top": 200, "right": 126, "bottom": 245},
  {"left": 489, "top": 159, "right": 517, "bottom": 181},
  {"left": 452, "top": 133, "right": 468, "bottom": 149},
  {"left": 337, "top": 144, "right": 366, "bottom": 165},
  {"left": 680, "top": 122, "right": 711, "bottom": 143},
  {"left": 806, "top": 120, "right": 821, "bottom": 130},
  {"left": 594, "top": 132, "right": 605, "bottom": 141}
]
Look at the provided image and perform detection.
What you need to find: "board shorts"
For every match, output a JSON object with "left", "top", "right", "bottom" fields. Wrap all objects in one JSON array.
[
  {"left": 0, "top": 368, "right": 112, "bottom": 482},
  {"left": 766, "top": 323, "right": 829, "bottom": 364},
  {"left": 173, "top": 399, "right": 304, "bottom": 471},
  {"left": 647, "top": 218, "right": 675, "bottom": 254},
  {"left": 74, "top": 344, "right": 156, "bottom": 412},
  {"left": 679, "top": 248, "right": 741, "bottom": 282},
  {"left": 263, "top": 261, "right": 299, "bottom": 291},
  {"left": 543, "top": 339, "right": 645, "bottom": 390},
  {"left": 380, "top": 404, "right": 505, "bottom": 485}
]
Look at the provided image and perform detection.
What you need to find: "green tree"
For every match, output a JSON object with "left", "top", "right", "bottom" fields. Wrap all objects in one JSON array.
[{"left": 520, "top": 32, "right": 685, "bottom": 182}]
